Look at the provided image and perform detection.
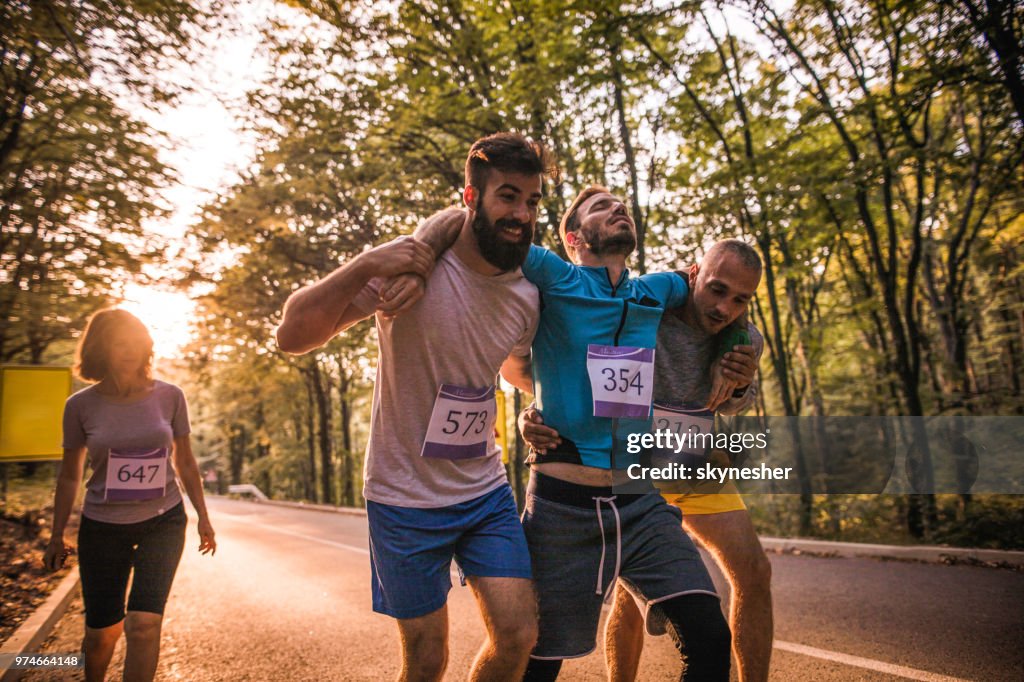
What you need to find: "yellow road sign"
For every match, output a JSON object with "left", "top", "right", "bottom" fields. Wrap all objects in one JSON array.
[
  {"left": 496, "top": 389, "right": 508, "bottom": 464},
  {"left": 0, "top": 366, "right": 72, "bottom": 462}
]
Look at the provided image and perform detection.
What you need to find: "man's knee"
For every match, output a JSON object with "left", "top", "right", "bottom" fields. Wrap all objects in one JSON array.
[
  {"left": 403, "top": 632, "right": 448, "bottom": 680},
  {"left": 678, "top": 601, "right": 732, "bottom": 672},
  {"left": 492, "top": 612, "right": 538, "bottom": 654},
  {"left": 659, "top": 594, "right": 732, "bottom": 676},
  {"left": 399, "top": 609, "right": 450, "bottom": 676},
  {"left": 407, "top": 651, "right": 447, "bottom": 680},
  {"left": 734, "top": 548, "right": 772, "bottom": 598},
  {"left": 471, "top": 576, "right": 538, "bottom": 654},
  {"left": 703, "top": 603, "right": 733, "bottom": 652}
]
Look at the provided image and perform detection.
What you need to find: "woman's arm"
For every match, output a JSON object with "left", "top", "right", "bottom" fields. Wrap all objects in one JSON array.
[
  {"left": 172, "top": 434, "right": 216, "bottom": 555},
  {"left": 43, "top": 447, "right": 86, "bottom": 571}
]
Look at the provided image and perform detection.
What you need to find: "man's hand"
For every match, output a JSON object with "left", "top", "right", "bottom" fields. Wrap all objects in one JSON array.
[
  {"left": 719, "top": 343, "right": 757, "bottom": 389},
  {"left": 363, "top": 236, "right": 434, "bottom": 279},
  {"left": 707, "top": 358, "right": 740, "bottom": 411},
  {"left": 518, "top": 406, "right": 561, "bottom": 455},
  {"left": 378, "top": 274, "right": 426, "bottom": 318}
]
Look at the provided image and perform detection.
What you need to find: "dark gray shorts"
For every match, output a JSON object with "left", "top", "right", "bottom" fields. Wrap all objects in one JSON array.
[{"left": 522, "top": 473, "right": 717, "bottom": 659}]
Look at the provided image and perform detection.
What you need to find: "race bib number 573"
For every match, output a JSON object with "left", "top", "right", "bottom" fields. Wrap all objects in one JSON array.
[
  {"left": 421, "top": 384, "right": 497, "bottom": 460},
  {"left": 105, "top": 447, "right": 168, "bottom": 502}
]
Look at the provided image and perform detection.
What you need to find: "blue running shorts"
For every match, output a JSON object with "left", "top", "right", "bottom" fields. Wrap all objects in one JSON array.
[{"left": 367, "top": 484, "right": 532, "bottom": 619}]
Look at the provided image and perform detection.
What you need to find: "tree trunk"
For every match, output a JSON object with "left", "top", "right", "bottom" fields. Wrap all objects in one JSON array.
[
  {"left": 229, "top": 424, "right": 245, "bottom": 486},
  {"left": 607, "top": 36, "right": 646, "bottom": 273},
  {"left": 304, "top": 375, "right": 318, "bottom": 503},
  {"left": 337, "top": 362, "right": 354, "bottom": 507},
  {"left": 310, "top": 360, "right": 334, "bottom": 506}
]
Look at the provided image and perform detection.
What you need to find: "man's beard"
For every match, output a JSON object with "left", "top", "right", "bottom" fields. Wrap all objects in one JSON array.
[
  {"left": 472, "top": 208, "right": 533, "bottom": 272},
  {"left": 582, "top": 224, "right": 636, "bottom": 256}
]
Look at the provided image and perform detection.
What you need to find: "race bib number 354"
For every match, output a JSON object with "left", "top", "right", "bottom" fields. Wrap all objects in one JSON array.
[
  {"left": 586, "top": 345, "right": 655, "bottom": 418},
  {"left": 105, "top": 447, "right": 169, "bottom": 502},
  {"left": 421, "top": 384, "right": 497, "bottom": 460}
]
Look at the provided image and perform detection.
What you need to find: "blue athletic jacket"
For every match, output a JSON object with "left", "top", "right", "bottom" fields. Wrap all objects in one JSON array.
[{"left": 521, "top": 245, "right": 688, "bottom": 469}]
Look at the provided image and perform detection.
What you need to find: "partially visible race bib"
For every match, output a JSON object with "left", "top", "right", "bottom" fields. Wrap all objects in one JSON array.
[
  {"left": 651, "top": 402, "right": 715, "bottom": 459},
  {"left": 421, "top": 384, "right": 497, "bottom": 460},
  {"left": 586, "top": 345, "right": 655, "bottom": 418},
  {"left": 105, "top": 447, "right": 169, "bottom": 502}
]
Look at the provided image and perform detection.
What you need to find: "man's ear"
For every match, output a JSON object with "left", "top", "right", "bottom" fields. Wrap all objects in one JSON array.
[
  {"left": 688, "top": 262, "right": 700, "bottom": 288},
  {"left": 463, "top": 185, "right": 477, "bottom": 209}
]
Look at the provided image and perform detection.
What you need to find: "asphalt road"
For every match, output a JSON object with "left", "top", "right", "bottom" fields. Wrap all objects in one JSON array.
[{"left": 25, "top": 497, "right": 1024, "bottom": 681}]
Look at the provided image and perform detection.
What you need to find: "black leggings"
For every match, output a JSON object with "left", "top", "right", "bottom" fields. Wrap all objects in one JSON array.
[
  {"left": 77, "top": 503, "right": 187, "bottom": 628},
  {"left": 523, "top": 593, "right": 731, "bottom": 681}
]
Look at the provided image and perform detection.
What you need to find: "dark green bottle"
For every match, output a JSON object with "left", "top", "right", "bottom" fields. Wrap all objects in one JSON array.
[{"left": 716, "top": 324, "right": 750, "bottom": 359}]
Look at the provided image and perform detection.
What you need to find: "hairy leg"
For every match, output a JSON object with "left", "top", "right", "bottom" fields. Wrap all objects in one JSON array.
[
  {"left": 396, "top": 605, "right": 449, "bottom": 682},
  {"left": 604, "top": 583, "right": 645, "bottom": 682},
  {"left": 467, "top": 576, "right": 538, "bottom": 682},
  {"left": 683, "top": 511, "right": 773, "bottom": 682}
]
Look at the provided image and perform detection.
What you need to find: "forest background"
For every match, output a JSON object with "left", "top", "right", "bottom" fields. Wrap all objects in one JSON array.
[{"left": 3, "top": 0, "right": 1023, "bottom": 549}]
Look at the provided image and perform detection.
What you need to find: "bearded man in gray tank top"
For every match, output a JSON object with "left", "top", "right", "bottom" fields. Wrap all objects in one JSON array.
[{"left": 277, "top": 133, "right": 557, "bottom": 682}]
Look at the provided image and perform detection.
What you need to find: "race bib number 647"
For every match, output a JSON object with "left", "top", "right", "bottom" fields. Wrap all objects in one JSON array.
[{"left": 105, "top": 447, "right": 168, "bottom": 502}]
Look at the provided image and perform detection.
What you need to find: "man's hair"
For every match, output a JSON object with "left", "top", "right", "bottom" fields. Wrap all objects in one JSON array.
[
  {"left": 74, "top": 308, "right": 154, "bottom": 383},
  {"left": 464, "top": 132, "right": 558, "bottom": 195},
  {"left": 705, "top": 239, "right": 762, "bottom": 272},
  {"left": 559, "top": 184, "right": 611, "bottom": 251}
]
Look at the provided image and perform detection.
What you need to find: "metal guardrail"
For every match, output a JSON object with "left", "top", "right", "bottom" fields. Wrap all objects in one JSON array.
[{"left": 227, "top": 484, "right": 268, "bottom": 501}]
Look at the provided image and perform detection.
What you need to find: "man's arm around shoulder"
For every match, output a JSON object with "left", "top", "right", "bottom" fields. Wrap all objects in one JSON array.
[
  {"left": 414, "top": 207, "right": 468, "bottom": 257},
  {"left": 276, "top": 237, "right": 434, "bottom": 355}
]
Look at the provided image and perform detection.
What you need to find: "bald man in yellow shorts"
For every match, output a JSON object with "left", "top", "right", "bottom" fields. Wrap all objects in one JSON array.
[{"left": 520, "top": 239, "right": 771, "bottom": 682}]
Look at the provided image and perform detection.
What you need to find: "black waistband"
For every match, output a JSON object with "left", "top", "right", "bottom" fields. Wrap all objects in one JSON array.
[{"left": 527, "top": 471, "right": 656, "bottom": 509}]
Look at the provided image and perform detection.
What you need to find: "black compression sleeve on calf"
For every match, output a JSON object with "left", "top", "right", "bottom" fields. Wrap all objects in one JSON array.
[
  {"left": 657, "top": 593, "right": 732, "bottom": 681},
  {"left": 522, "top": 657, "right": 562, "bottom": 682}
]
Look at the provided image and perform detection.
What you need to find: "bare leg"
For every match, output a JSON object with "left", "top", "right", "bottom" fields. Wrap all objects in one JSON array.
[
  {"left": 604, "top": 584, "right": 645, "bottom": 682},
  {"left": 396, "top": 605, "right": 450, "bottom": 682},
  {"left": 83, "top": 620, "right": 123, "bottom": 682},
  {"left": 467, "top": 576, "right": 537, "bottom": 682},
  {"left": 122, "top": 611, "right": 163, "bottom": 682},
  {"left": 683, "top": 511, "right": 773, "bottom": 682}
]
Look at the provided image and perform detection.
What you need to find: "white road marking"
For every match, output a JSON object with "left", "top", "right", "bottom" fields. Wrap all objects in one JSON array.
[
  {"left": 216, "top": 504, "right": 975, "bottom": 681},
  {"left": 216, "top": 511, "right": 462, "bottom": 578},
  {"left": 775, "top": 640, "right": 972, "bottom": 681},
  {"left": 218, "top": 512, "right": 370, "bottom": 555}
]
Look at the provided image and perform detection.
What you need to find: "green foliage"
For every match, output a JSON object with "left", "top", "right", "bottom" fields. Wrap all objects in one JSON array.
[
  {"left": 0, "top": 0, "right": 218, "bottom": 363},
  {"left": 183, "top": 0, "right": 1019, "bottom": 536},
  {"left": 750, "top": 494, "right": 1024, "bottom": 550},
  {"left": 9, "top": 0, "right": 1020, "bottom": 540}
]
